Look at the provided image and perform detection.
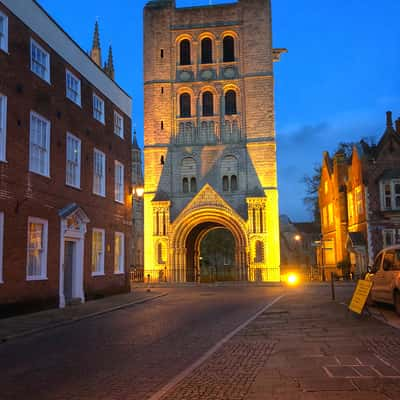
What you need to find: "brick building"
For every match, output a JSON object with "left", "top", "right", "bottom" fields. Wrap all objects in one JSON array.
[
  {"left": 0, "top": 0, "right": 132, "bottom": 312},
  {"left": 143, "top": 0, "right": 286, "bottom": 282},
  {"left": 319, "top": 111, "right": 400, "bottom": 278}
]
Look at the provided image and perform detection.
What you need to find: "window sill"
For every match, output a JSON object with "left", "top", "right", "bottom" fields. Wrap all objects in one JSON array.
[
  {"left": 91, "top": 272, "right": 105, "bottom": 277},
  {"left": 66, "top": 96, "right": 82, "bottom": 108},
  {"left": 31, "top": 70, "right": 51, "bottom": 85},
  {"left": 93, "top": 191, "right": 106, "bottom": 198},
  {"left": 29, "top": 169, "right": 51, "bottom": 179},
  {"left": 115, "top": 199, "right": 125, "bottom": 205},
  {"left": 114, "top": 132, "right": 124, "bottom": 140},
  {"left": 114, "top": 271, "right": 125, "bottom": 275},
  {"left": 66, "top": 183, "right": 82, "bottom": 191},
  {"left": 27, "top": 276, "right": 48, "bottom": 281},
  {"left": 93, "top": 117, "right": 105, "bottom": 126}
]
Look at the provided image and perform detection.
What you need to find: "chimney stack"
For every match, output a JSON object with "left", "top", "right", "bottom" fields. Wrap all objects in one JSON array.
[{"left": 386, "top": 111, "right": 393, "bottom": 128}]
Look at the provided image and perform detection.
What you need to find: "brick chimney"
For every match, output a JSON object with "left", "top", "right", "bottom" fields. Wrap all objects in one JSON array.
[{"left": 396, "top": 118, "right": 400, "bottom": 135}]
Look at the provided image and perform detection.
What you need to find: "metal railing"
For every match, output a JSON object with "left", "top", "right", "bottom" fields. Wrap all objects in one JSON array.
[{"left": 130, "top": 266, "right": 282, "bottom": 284}]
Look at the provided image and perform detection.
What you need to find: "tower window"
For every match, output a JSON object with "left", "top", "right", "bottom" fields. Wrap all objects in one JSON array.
[
  {"left": 223, "top": 36, "right": 235, "bottom": 62},
  {"left": 161, "top": 121, "right": 164, "bottom": 130},
  {"left": 202, "top": 91, "right": 214, "bottom": 116},
  {"left": 160, "top": 155, "right": 164, "bottom": 165},
  {"left": 190, "top": 177, "right": 197, "bottom": 193},
  {"left": 180, "top": 39, "right": 191, "bottom": 65},
  {"left": 182, "top": 177, "right": 189, "bottom": 193},
  {"left": 161, "top": 87, "right": 164, "bottom": 94},
  {"left": 160, "top": 49, "right": 164, "bottom": 58},
  {"left": 225, "top": 90, "right": 237, "bottom": 115},
  {"left": 201, "top": 38, "right": 212, "bottom": 64},
  {"left": 180, "top": 93, "right": 191, "bottom": 117},
  {"left": 222, "top": 176, "right": 229, "bottom": 192},
  {"left": 231, "top": 175, "right": 238, "bottom": 191}
]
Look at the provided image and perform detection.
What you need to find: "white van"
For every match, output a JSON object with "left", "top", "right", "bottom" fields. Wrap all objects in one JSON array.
[{"left": 368, "top": 245, "right": 400, "bottom": 315}]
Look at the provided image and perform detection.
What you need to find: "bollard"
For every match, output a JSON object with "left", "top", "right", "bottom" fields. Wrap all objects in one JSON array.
[
  {"left": 331, "top": 272, "right": 335, "bottom": 301},
  {"left": 147, "top": 273, "right": 151, "bottom": 292}
]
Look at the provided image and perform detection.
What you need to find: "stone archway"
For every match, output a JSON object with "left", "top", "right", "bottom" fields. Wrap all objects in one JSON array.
[{"left": 169, "top": 206, "right": 248, "bottom": 283}]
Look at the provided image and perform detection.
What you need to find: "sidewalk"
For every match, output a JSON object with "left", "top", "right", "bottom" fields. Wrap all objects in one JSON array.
[
  {"left": 159, "top": 285, "right": 400, "bottom": 400},
  {"left": 0, "top": 288, "right": 167, "bottom": 343}
]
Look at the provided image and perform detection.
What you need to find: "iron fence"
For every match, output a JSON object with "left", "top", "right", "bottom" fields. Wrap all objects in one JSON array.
[{"left": 130, "top": 266, "right": 282, "bottom": 283}]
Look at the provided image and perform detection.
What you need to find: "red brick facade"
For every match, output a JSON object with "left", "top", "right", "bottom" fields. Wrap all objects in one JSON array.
[
  {"left": 319, "top": 112, "right": 400, "bottom": 278},
  {"left": 0, "top": 2, "right": 132, "bottom": 312}
]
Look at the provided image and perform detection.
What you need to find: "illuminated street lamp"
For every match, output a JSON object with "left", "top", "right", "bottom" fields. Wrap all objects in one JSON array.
[{"left": 132, "top": 185, "right": 144, "bottom": 198}]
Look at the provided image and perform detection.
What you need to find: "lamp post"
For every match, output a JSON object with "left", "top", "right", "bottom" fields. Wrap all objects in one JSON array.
[{"left": 294, "top": 234, "right": 301, "bottom": 268}]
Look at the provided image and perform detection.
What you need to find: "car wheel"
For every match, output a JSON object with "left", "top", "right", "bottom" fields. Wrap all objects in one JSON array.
[{"left": 395, "top": 291, "right": 400, "bottom": 316}]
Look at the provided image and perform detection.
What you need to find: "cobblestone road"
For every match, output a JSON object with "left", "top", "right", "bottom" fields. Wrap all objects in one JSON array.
[{"left": 156, "top": 285, "right": 400, "bottom": 400}]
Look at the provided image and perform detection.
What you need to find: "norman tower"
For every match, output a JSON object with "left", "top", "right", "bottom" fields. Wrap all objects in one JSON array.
[{"left": 143, "top": 0, "right": 285, "bottom": 281}]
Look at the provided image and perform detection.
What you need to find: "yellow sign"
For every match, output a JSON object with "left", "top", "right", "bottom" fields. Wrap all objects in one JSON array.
[{"left": 349, "top": 279, "right": 373, "bottom": 314}]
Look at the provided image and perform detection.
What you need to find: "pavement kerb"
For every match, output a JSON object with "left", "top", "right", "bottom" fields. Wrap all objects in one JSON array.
[{"left": 0, "top": 292, "right": 168, "bottom": 344}]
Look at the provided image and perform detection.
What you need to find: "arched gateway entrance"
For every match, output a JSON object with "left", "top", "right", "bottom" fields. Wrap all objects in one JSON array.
[{"left": 169, "top": 198, "right": 248, "bottom": 283}]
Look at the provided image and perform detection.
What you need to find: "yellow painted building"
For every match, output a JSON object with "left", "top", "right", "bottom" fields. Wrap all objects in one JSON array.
[{"left": 143, "top": 0, "right": 285, "bottom": 282}]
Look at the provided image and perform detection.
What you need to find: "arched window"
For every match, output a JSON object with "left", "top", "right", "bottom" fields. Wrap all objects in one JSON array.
[
  {"left": 202, "top": 91, "right": 214, "bottom": 116},
  {"left": 190, "top": 177, "right": 197, "bottom": 193},
  {"left": 231, "top": 175, "right": 238, "bottom": 191},
  {"left": 182, "top": 177, "right": 189, "bottom": 193},
  {"left": 222, "top": 176, "right": 229, "bottom": 192},
  {"left": 180, "top": 39, "right": 191, "bottom": 65},
  {"left": 157, "top": 243, "right": 165, "bottom": 264},
  {"left": 221, "top": 155, "right": 239, "bottom": 192},
  {"left": 255, "top": 241, "right": 264, "bottom": 263},
  {"left": 201, "top": 38, "right": 212, "bottom": 64},
  {"left": 223, "top": 36, "right": 235, "bottom": 62},
  {"left": 180, "top": 93, "right": 191, "bottom": 117},
  {"left": 225, "top": 90, "right": 237, "bottom": 115},
  {"left": 182, "top": 157, "right": 197, "bottom": 194}
]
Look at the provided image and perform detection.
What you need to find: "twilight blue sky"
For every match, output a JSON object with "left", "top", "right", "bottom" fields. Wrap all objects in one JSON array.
[{"left": 37, "top": 0, "right": 400, "bottom": 221}]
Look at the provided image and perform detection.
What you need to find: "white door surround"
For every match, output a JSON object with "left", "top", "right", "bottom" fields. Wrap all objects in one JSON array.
[{"left": 58, "top": 204, "right": 90, "bottom": 308}]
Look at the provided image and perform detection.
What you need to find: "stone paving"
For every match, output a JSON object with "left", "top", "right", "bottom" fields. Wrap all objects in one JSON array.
[
  {"left": 0, "top": 288, "right": 166, "bottom": 342},
  {"left": 158, "top": 286, "right": 400, "bottom": 400}
]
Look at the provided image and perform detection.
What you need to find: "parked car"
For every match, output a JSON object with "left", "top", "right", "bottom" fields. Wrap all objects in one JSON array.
[{"left": 367, "top": 245, "right": 400, "bottom": 315}]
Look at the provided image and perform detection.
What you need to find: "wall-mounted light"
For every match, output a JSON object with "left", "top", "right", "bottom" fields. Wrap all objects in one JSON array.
[{"left": 132, "top": 185, "right": 144, "bottom": 198}]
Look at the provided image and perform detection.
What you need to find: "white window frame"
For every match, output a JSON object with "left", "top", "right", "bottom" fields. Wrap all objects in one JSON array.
[
  {"left": 93, "top": 149, "right": 106, "bottom": 197},
  {"left": 26, "top": 217, "right": 48, "bottom": 281},
  {"left": 0, "top": 212, "right": 3, "bottom": 283},
  {"left": 114, "top": 111, "right": 124, "bottom": 138},
  {"left": 0, "top": 11, "right": 8, "bottom": 53},
  {"left": 92, "top": 228, "right": 105, "bottom": 276},
  {"left": 114, "top": 232, "right": 125, "bottom": 274},
  {"left": 114, "top": 160, "right": 124, "bottom": 204},
  {"left": 0, "top": 94, "right": 7, "bottom": 162},
  {"left": 380, "top": 180, "right": 400, "bottom": 211},
  {"left": 383, "top": 229, "right": 396, "bottom": 248},
  {"left": 66, "top": 132, "right": 81, "bottom": 189},
  {"left": 93, "top": 93, "right": 105, "bottom": 124},
  {"left": 66, "top": 69, "right": 81, "bottom": 106},
  {"left": 30, "top": 38, "right": 50, "bottom": 83},
  {"left": 29, "top": 111, "right": 50, "bottom": 177}
]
